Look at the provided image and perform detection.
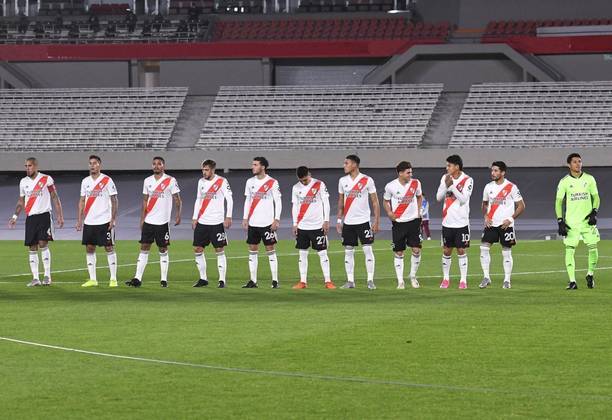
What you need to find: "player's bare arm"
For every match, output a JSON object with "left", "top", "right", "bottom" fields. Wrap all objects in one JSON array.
[
  {"left": 75, "top": 196, "right": 85, "bottom": 231},
  {"left": 502, "top": 199, "right": 525, "bottom": 230},
  {"left": 8, "top": 196, "right": 24, "bottom": 228},
  {"left": 416, "top": 194, "right": 423, "bottom": 218},
  {"left": 482, "top": 200, "right": 491, "bottom": 227},
  {"left": 110, "top": 195, "right": 118, "bottom": 229},
  {"left": 140, "top": 194, "right": 148, "bottom": 229},
  {"left": 370, "top": 192, "right": 380, "bottom": 233},
  {"left": 173, "top": 192, "right": 182, "bottom": 226},
  {"left": 336, "top": 193, "right": 344, "bottom": 234},
  {"left": 383, "top": 199, "right": 396, "bottom": 222},
  {"left": 50, "top": 189, "right": 64, "bottom": 228}
]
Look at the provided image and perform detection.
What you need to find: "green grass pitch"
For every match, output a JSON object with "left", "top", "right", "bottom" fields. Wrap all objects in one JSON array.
[{"left": 1, "top": 239, "right": 611, "bottom": 418}]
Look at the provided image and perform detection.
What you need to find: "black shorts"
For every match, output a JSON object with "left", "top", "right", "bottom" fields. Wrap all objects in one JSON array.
[
  {"left": 82, "top": 223, "right": 115, "bottom": 247},
  {"left": 296, "top": 228, "right": 328, "bottom": 251},
  {"left": 442, "top": 226, "right": 471, "bottom": 249},
  {"left": 140, "top": 222, "right": 170, "bottom": 248},
  {"left": 392, "top": 218, "right": 422, "bottom": 252},
  {"left": 24, "top": 212, "right": 54, "bottom": 246},
  {"left": 342, "top": 222, "right": 374, "bottom": 247},
  {"left": 247, "top": 225, "right": 277, "bottom": 246},
  {"left": 482, "top": 226, "right": 516, "bottom": 248},
  {"left": 193, "top": 223, "right": 228, "bottom": 248}
]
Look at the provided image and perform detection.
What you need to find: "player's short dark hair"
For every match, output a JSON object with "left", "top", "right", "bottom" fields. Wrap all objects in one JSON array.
[
  {"left": 567, "top": 153, "right": 581, "bottom": 164},
  {"left": 296, "top": 166, "right": 309, "bottom": 178},
  {"left": 491, "top": 161, "right": 507, "bottom": 172},
  {"left": 89, "top": 155, "right": 101, "bottom": 163},
  {"left": 153, "top": 156, "right": 165, "bottom": 164},
  {"left": 346, "top": 154, "right": 360, "bottom": 166},
  {"left": 25, "top": 157, "right": 37, "bottom": 165},
  {"left": 446, "top": 154, "right": 463, "bottom": 170},
  {"left": 396, "top": 161, "right": 412, "bottom": 173},
  {"left": 202, "top": 159, "right": 216, "bottom": 169},
  {"left": 253, "top": 156, "right": 269, "bottom": 169}
]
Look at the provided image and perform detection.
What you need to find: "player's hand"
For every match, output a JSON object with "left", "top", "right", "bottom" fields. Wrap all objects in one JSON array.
[
  {"left": 372, "top": 221, "right": 380, "bottom": 234},
  {"left": 224, "top": 217, "right": 232, "bottom": 229},
  {"left": 140, "top": 219, "right": 144, "bottom": 230},
  {"left": 57, "top": 216, "right": 64, "bottom": 229},
  {"left": 484, "top": 216, "right": 492, "bottom": 228},
  {"left": 336, "top": 220, "right": 343, "bottom": 235},
  {"left": 192, "top": 219, "right": 197, "bottom": 230},
  {"left": 242, "top": 219, "right": 248, "bottom": 230},
  {"left": 444, "top": 175, "right": 453, "bottom": 187},
  {"left": 109, "top": 219, "right": 116, "bottom": 230},
  {"left": 292, "top": 225, "right": 298, "bottom": 237},
  {"left": 585, "top": 209, "right": 597, "bottom": 226},
  {"left": 501, "top": 219, "right": 512, "bottom": 230},
  {"left": 8, "top": 217, "right": 17, "bottom": 229},
  {"left": 75, "top": 220, "right": 83, "bottom": 231},
  {"left": 387, "top": 212, "right": 397, "bottom": 222},
  {"left": 271, "top": 220, "right": 280, "bottom": 232},
  {"left": 322, "top": 221, "right": 329, "bottom": 235},
  {"left": 174, "top": 216, "right": 181, "bottom": 226},
  {"left": 557, "top": 218, "right": 570, "bottom": 236}
]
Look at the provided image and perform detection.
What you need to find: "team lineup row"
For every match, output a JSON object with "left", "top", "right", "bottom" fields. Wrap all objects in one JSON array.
[{"left": 7, "top": 153, "right": 601, "bottom": 290}]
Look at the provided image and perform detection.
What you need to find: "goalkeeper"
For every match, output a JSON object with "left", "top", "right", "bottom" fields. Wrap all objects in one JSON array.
[{"left": 555, "top": 153, "right": 600, "bottom": 290}]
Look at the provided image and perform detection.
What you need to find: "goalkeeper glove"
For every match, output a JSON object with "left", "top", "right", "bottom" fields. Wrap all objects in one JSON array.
[
  {"left": 585, "top": 209, "right": 598, "bottom": 226},
  {"left": 557, "top": 218, "right": 570, "bottom": 236}
]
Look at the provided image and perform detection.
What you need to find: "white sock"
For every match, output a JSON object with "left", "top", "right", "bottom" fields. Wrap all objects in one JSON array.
[
  {"left": 159, "top": 251, "right": 169, "bottom": 282},
  {"left": 217, "top": 251, "right": 227, "bottom": 283},
  {"left": 409, "top": 252, "right": 421, "bottom": 279},
  {"left": 298, "top": 249, "right": 309, "bottom": 283},
  {"left": 29, "top": 251, "right": 39, "bottom": 280},
  {"left": 318, "top": 250, "right": 331, "bottom": 282},
  {"left": 394, "top": 253, "right": 404, "bottom": 285},
  {"left": 344, "top": 247, "right": 355, "bottom": 283},
  {"left": 363, "top": 245, "right": 375, "bottom": 282},
  {"left": 480, "top": 245, "right": 491, "bottom": 279},
  {"left": 458, "top": 254, "right": 468, "bottom": 283},
  {"left": 502, "top": 248, "right": 513, "bottom": 283},
  {"left": 195, "top": 252, "right": 207, "bottom": 280},
  {"left": 135, "top": 251, "right": 149, "bottom": 281},
  {"left": 86, "top": 252, "right": 97, "bottom": 281},
  {"left": 107, "top": 251, "right": 117, "bottom": 280},
  {"left": 442, "top": 255, "right": 452, "bottom": 280},
  {"left": 248, "top": 250, "right": 258, "bottom": 283},
  {"left": 267, "top": 251, "right": 278, "bottom": 282},
  {"left": 40, "top": 246, "right": 51, "bottom": 278}
]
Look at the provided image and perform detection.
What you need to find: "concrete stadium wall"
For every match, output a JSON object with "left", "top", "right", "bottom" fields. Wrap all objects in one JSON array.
[{"left": 11, "top": 62, "right": 130, "bottom": 88}]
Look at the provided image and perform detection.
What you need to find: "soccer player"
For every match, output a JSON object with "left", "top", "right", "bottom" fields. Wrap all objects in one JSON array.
[
  {"left": 192, "top": 159, "right": 233, "bottom": 288},
  {"left": 436, "top": 155, "right": 473, "bottom": 289},
  {"left": 383, "top": 161, "right": 423, "bottom": 290},
  {"left": 125, "top": 156, "right": 181, "bottom": 288},
  {"left": 8, "top": 157, "right": 64, "bottom": 287},
  {"left": 337, "top": 155, "right": 380, "bottom": 290},
  {"left": 76, "top": 155, "right": 119, "bottom": 288},
  {"left": 421, "top": 193, "right": 431, "bottom": 240},
  {"left": 555, "top": 153, "right": 600, "bottom": 290},
  {"left": 479, "top": 161, "right": 525, "bottom": 289},
  {"left": 242, "top": 157, "right": 282, "bottom": 289},
  {"left": 291, "top": 166, "right": 335, "bottom": 289}
]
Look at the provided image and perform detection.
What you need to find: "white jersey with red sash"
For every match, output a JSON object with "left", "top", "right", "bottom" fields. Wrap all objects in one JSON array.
[
  {"left": 383, "top": 178, "right": 422, "bottom": 223},
  {"left": 437, "top": 173, "right": 473, "bottom": 228},
  {"left": 143, "top": 174, "right": 180, "bottom": 225},
  {"left": 483, "top": 179, "right": 522, "bottom": 227},
  {"left": 292, "top": 178, "right": 330, "bottom": 230},
  {"left": 243, "top": 175, "right": 282, "bottom": 228},
  {"left": 80, "top": 173, "right": 117, "bottom": 225},
  {"left": 193, "top": 175, "right": 233, "bottom": 225},
  {"left": 20, "top": 172, "right": 55, "bottom": 216},
  {"left": 338, "top": 173, "right": 376, "bottom": 225}
]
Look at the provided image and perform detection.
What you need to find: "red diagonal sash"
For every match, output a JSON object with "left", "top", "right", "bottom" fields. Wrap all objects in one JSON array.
[
  {"left": 343, "top": 176, "right": 369, "bottom": 217},
  {"left": 145, "top": 176, "right": 173, "bottom": 214},
  {"left": 297, "top": 180, "right": 322, "bottom": 224},
  {"left": 196, "top": 177, "right": 225, "bottom": 220},
  {"left": 248, "top": 178, "right": 276, "bottom": 220},
  {"left": 393, "top": 179, "right": 419, "bottom": 219},
  {"left": 84, "top": 176, "right": 110, "bottom": 216},
  {"left": 487, "top": 182, "right": 514, "bottom": 220},
  {"left": 25, "top": 175, "right": 48, "bottom": 216},
  {"left": 442, "top": 176, "right": 469, "bottom": 219}
]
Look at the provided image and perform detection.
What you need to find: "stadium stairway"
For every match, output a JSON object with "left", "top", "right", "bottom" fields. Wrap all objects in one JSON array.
[
  {"left": 421, "top": 91, "right": 468, "bottom": 148},
  {"left": 167, "top": 95, "right": 215, "bottom": 149}
]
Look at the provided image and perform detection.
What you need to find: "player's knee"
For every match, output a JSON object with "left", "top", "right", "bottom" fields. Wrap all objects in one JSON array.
[
  {"left": 140, "top": 243, "right": 151, "bottom": 252},
  {"left": 194, "top": 246, "right": 204, "bottom": 254},
  {"left": 442, "top": 247, "right": 452, "bottom": 257},
  {"left": 86, "top": 245, "right": 96, "bottom": 253},
  {"left": 159, "top": 247, "right": 168, "bottom": 254},
  {"left": 29, "top": 244, "right": 38, "bottom": 251},
  {"left": 104, "top": 246, "right": 114, "bottom": 253},
  {"left": 411, "top": 247, "right": 421, "bottom": 257},
  {"left": 265, "top": 245, "right": 275, "bottom": 252},
  {"left": 394, "top": 251, "right": 404, "bottom": 258}
]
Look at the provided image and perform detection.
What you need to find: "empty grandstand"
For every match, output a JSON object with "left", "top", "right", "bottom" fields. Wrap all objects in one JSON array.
[
  {"left": 0, "top": 87, "right": 187, "bottom": 151},
  {"left": 449, "top": 81, "right": 612, "bottom": 148},
  {"left": 197, "top": 84, "right": 442, "bottom": 150}
]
